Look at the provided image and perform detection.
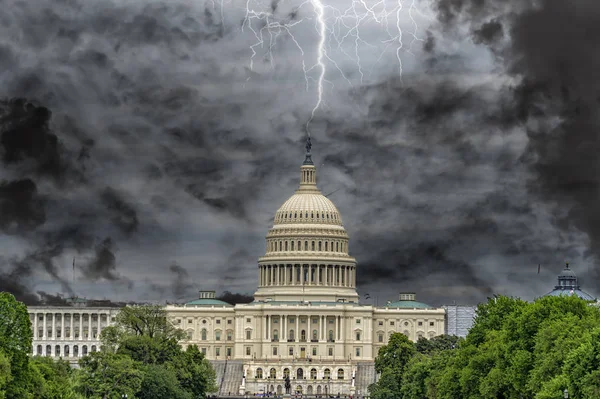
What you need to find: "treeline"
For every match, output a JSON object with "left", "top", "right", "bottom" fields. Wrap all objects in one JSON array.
[
  {"left": 370, "top": 295, "right": 600, "bottom": 399},
  {"left": 0, "top": 293, "right": 217, "bottom": 399}
]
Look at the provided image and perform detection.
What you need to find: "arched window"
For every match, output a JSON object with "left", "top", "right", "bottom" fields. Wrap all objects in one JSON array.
[
  {"left": 289, "top": 330, "right": 295, "bottom": 341},
  {"left": 325, "top": 242, "right": 328, "bottom": 251},
  {"left": 312, "top": 330, "right": 318, "bottom": 341},
  {"left": 328, "top": 330, "right": 334, "bottom": 342},
  {"left": 256, "top": 368, "right": 263, "bottom": 379},
  {"left": 355, "top": 331, "right": 361, "bottom": 341},
  {"left": 324, "top": 369, "right": 331, "bottom": 379},
  {"left": 270, "top": 368, "right": 277, "bottom": 379},
  {"left": 279, "top": 241, "right": 282, "bottom": 251},
  {"left": 45, "top": 345, "right": 51, "bottom": 356},
  {"left": 285, "top": 241, "right": 288, "bottom": 251},
  {"left": 305, "top": 241, "right": 308, "bottom": 250},
  {"left": 297, "top": 241, "right": 301, "bottom": 250},
  {"left": 294, "top": 212, "right": 297, "bottom": 218},
  {"left": 312, "top": 241, "right": 315, "bottom": 251},
  {"left": 301, "top": 330, "right": 306, "bottom": 342},
  {"left": 316, "top": 212, "right": 319, "bottom": 219},
  {"left": 215, "top": 331, "right": 221, "bottom": 341},
  {"left": 318, "top": 241, "right": 322, "bottom": 251},
  {"left": 91, "top": 345, "right": 97, "bottom": 352},
  {"left": 55, "top": 345, "right": 61, "bottom": 356},
  {"left": 227, "top": 330, "right": 233, "bottom": 341},
  {"left": 82, "top": 345, "right": 88, "bottom": 356},
  {"left": 305, "top": 212, "right": 308, "bottom": 218},
  {"left": 273, "top": 329, "right": 279, "bottom": 341},
  {"left": 311, "top": 212, "right": 314, "bottom": 218},
  {"left": 336, "top": 242, "right": 339, "bottom": 251},
  {"left": 73, "top": 345, "right": 79, "bottom": 357},
  {"left": 201, "top": 329, "right": 207, "bottom": 340},
  {"left": 37, "top": 345, "right": 42, "bottom": 355},
  {"left": 378, "top": 333, "right": 384, "bottom": 343},
  {"left": 297, "top": 368, "right": 304, "bottom": 379},
  {"left": 310, "top": 368, "right": 317, "bottom": 379},
  {"left": 337, "top": 369, "right": 344, "bottom": 380},
  {"left": 291, "top": 241, "right": 294, "bottom": 250},
  {"left": 64, "top": 345, "right": 69, "bottom": 356}
]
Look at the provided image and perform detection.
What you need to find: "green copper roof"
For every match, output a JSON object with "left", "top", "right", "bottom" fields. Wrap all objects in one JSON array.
[
  {"left": 385, "top": 300, "right": 432, "bottom": 309},
  {"left": 185, "top": 299, "right": 232, "bottom": 307}
]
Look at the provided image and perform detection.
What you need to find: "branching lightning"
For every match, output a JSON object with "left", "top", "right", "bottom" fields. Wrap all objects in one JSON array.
[{"left": 239, "top": 0, "right": 425, "bottom": 136}]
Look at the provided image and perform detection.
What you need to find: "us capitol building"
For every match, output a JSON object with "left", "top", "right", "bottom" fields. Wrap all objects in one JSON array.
[{"left": 163, "top": 143, "right": 446, "bottom": 396}]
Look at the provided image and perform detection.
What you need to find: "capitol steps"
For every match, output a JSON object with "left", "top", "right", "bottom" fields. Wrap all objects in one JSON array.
[
  {"left": 354, "top": 362, "right": 376, "bottom": 396},
  {"left": 214, "top": 360, "right": 244, "bottom": 397}
]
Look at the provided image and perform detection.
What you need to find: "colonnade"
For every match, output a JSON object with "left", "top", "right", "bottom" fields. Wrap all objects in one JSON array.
[
  {"left": 30, "top": 311, "right": 110, "bottom": 340},
  {"left": 34, "top": 343, "right": 98, "bottom": 357},
  {"left": 262, "top": 314, "right": 344, "bottom": 343},
  {"left": 258, "top": 264, "right": 355, "bottom": 288}
]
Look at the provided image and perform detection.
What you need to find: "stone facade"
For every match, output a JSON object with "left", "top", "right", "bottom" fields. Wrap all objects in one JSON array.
[{"left": 28, "top": 305, "right": 119, "bottom": 361}]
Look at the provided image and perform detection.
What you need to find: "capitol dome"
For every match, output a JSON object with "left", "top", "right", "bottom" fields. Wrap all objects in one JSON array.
[{"left": 253, "top": 140, "right": 358, "bottom": 303}]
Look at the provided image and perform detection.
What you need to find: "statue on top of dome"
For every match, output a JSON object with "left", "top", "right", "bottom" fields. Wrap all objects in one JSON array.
[{"left": 305, "top": 136, "right": 312, "bottom": 153}]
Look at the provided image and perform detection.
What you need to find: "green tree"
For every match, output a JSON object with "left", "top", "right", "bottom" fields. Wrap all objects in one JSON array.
[
  {"left": 374, "top": 333, "right": 416, "bottom": 373},
  {"left": 116, "top": 335, "right": 181, "bottom": 365},
  {"left": 137, "top": 364, "right": 191, "bottom": 399},
  {"left": 0, "top": 292, "right": 35, "bottom": 398},
  {"left": 167, "top": 345, "right": 217, "bottom": 397},
  {"left": 415, "top": 335, "right": 460, "bottom": 355},
  {"left": 0, "top": 350, "right": 11, "bottom": 399},
  {"left": 29, "top": 356, "right": 80, "bottom": 399},
  {"left": 112, "top": 305, "right": 185, "bottom": 340},
  {"left": 76, "top": 352, "right": 143, "bottom": 399}
]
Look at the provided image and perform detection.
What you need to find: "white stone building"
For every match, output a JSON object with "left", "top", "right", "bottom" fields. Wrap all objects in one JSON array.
[
  {"left": 165, "top": 144, "right": 446, "bottom": 397},
  {"left": 28, "top": 300, "right": 119, "bottom": 361}
]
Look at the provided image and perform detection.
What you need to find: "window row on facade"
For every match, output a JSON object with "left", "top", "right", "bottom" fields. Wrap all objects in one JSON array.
[
  {"left": 259, "top": 264, "right": 355, "bottom": 287},
  {"left": 267, "top": 239, "right": 346, "bottom": 253},
  {"left": 251, "top": 366, "right": 347, "bottom": 380},
  {"left": 34, "top": 344, "right": 97, "bottom": 357},
  {"left": 29, "top": 311, "right": 110, "bottom": 340},
  {"left": 275, "top": 209, "right": 340, "bottom": 223}
]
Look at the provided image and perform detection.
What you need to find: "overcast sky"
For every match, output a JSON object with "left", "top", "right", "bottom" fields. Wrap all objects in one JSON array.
[{"left": 1, "top": 0, "right": 599, "bottom": 306}]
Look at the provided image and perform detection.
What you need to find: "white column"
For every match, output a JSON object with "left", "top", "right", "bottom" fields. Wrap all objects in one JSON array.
[
  {"left": 267, "top": 316, "right": 270, "bottom": 341},
  {"left": 61, "top": 313, "right": 65, "bottom": 339},
  {"left": 43, "top": 313, "right": 47, "bottom": 339},
  {"left": 70, "top": 314, "right": 74, "bottom": 339},
  {"left": 295, "top": 315, "right": 299, "bottom": 342},
  {"left": 33, "top": 313, "right": 38, "bottom": 340},
  {"left": 263, "top": 316, "right": 267, "bottom": 340},
  {"left": 78, "top": 314, "right": 83, "bottom": 340},
  {"left": 98, "top": 313, "right": 101, "bottom": 338},
  {"left": 87, "top": 314, "right": 92, "bottom": 340},
  {"left": 52, "top": 314, "right": 56, "bottom": 340},
  {"left": 282, "top": 317, "right": 286, "bottom": 341}
]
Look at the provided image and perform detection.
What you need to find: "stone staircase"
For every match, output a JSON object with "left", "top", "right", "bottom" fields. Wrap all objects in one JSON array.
[
  {"left": 211, "top": 359, "right": 244, "bottom": 397},
  {"left": 354, "top": 362, "right": 376, "bottom": 396}
]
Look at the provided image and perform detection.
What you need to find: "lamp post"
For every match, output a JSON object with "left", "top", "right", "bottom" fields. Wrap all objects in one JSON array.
[{"left": 563, "top": 389, "right": 569, "bottom": 399}]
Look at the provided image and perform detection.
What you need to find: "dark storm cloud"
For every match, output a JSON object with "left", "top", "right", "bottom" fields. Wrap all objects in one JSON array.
[
  {"left": 1, "top": 0, "right": 599, "bottom": 306},
  {"left": 425, "top": 0, "right": 600, "bottom": 293}
]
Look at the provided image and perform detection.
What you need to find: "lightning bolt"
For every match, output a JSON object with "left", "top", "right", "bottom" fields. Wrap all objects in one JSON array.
[{"left": 240, "top": 0, "right": 426, "bottom": 136}]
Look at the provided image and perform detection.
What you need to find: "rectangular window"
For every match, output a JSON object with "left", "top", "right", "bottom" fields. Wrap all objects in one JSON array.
[
  {"left": 188, "top": 319, "right": 193, "bottom": 324},
  {"left": 216, "top": 347, "right": 221, "bottom": 356},
  {"left": 329, "top": 319, "right": 334, "bottom": 324},
  {"left": 430, "top": 322, "right": 435, "bottom": 326},
  {"left": 312, "top": 347, "right": 317, "bottom": 356},
  {"left": 300, "top": 318, "right": 306, "bottom": 323},
  {"left": 378, "top": 334, "right": 383, "bottom": 343},
  {"left": 216, "top": 320, "right": 221, "bottom": 324},
  {"left": 226, "top": 347, "right": 232, "bottom": 357},
  {"left": 312, "top": 318, "right": 318, "bottom": 324},
  {"left": 390, "top": 321, "right": 395, "bottom": 326},
  {"left": 378, "top": 321, "right": 383, "bottom": 326},
  {"left": 228, "top": 320, "right": 232, "bottom": 325},
  {"left": 201, "top": 347, "right": 207, "bottom": 355},
  {"left": 246, "top": 318, "right": 251, "bottom": 323},
  {"left": 289, "top": 347, "right": 294, "bottom": 356},
  {"left": 273, "top": 319, "right": 279, "bottom": 324},
  {"left": 246, "top": 347, "right": 251, "bottom": 356},
  {"left": 356, "top": 332, "right": 361, "bottom": 341},
  {"left": 356, "top": 319, "right": 361, "bottom": 324},
  {"left": 273, "top": 347, "right": 278, "bottom": 356},
  {"left": 418, "top": 322, "right": 423, "bottom": 326},
  {"left": 289, "top": 318, "right": 295, "bottom": 323},
  {"left": 328, "top": 347, "right": 333, "bottom": 356},
  {"left": 355, "top": 347, "right": 361, "bottom": 357},
  {"left": 246, "top": 330, "right": 252, "bottom": 339}
]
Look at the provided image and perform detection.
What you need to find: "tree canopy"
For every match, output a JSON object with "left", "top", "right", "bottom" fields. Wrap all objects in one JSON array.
[{"left": 370, "top": 295, "right": 600, "bottom": 399}]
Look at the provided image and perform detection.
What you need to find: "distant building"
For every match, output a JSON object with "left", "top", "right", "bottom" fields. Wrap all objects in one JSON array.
[
  {"left": 544, "top": 263, "right": 596, "bottom": 301},
  {"left": 443, "top": 304, "right": 477, "bottom": 338}
]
